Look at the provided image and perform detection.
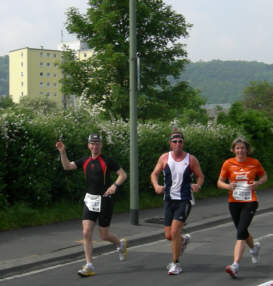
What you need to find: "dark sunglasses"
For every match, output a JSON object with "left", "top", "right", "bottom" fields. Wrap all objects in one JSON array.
[{"left": 171, "top": 140, "right": 183, "bottom": 144}]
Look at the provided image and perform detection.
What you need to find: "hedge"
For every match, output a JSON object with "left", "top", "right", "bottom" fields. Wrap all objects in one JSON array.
[{"left": 0, "top": 109, "right": 272, "bottom": 209}]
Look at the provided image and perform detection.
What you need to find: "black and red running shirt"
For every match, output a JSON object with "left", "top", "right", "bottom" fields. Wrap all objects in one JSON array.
[{"left": 75, "top": 155, "right": 120, "bottom": 196}]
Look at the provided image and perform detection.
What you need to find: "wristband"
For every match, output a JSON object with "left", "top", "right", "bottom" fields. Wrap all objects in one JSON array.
[{"left": 114, "top": 183, "right": 120, "bottom": 189}]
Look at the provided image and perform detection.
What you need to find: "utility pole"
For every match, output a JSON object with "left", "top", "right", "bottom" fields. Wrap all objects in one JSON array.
[{"left": 129, "top": 0, "right": 139, "bottom": 225}]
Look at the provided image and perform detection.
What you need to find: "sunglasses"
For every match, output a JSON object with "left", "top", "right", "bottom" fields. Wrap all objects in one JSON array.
[{"left": 171, "top": 140, "right": 183, "bottom": 144}]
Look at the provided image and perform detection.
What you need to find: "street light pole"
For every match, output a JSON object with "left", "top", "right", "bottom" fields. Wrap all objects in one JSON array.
[{"left": 129, "top": 0, "right": 139, "bottom": 225}]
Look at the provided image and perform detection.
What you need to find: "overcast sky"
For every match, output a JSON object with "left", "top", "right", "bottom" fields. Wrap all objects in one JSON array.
[{"left": 1, "top": 0, "right": 273, "bottom": 64}]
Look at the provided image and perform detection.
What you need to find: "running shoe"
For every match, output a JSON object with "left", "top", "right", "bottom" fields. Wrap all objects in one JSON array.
[
  {"left": 168, "top": 262, "right": 183, "bottom": 275},
  {"left": 225, "top": 264, "right": 238, "bottom": 279},
  {"left": 181, "top": 233, "right": 191, "bottom": 256},
  {"left": 117, "top": 238, "right": 127, "bottom": 261},
  {"left": 250, "top": 241, "right": 261, "bottom": 264},
  {"left": 78, "top": 263, "right": 95, "bottom": 277}
]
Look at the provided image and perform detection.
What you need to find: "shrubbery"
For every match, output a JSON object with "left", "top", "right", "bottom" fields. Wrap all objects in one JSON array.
[{"left": 1, "top": 107, "right": 272, "bottom": 210}]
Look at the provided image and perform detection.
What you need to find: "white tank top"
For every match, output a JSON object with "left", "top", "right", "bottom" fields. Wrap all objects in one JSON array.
[{"left": 166, "top": 152, "right": 190, "bottom": 200}]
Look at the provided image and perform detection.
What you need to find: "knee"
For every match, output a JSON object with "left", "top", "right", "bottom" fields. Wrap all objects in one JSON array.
[
  {"left": 82, "top": 228, "right": 91, "bottom": 240},
  {"left": 237, "top": 229, "right": 249, "bottom": 240},
  {"left": 100, "top": 232, "right": 108, "bottom": 241}
]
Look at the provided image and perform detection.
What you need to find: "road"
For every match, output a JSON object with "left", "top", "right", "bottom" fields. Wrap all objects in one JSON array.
[{"left": 1, "top": 212, "right": 273, "bottom": 286}]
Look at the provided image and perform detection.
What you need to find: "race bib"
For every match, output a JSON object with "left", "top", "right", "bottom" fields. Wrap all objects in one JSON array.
[
  {"left": 232, "top": 181, "right": 252, "bottom": 201},
  {"left": 84, "top": 193, "right": 101, "bottom": 212}
]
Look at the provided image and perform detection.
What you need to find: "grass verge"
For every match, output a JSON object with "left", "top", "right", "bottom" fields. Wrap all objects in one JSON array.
[{"left": 1, "top": 180, "right": 273, "bottom": 231}]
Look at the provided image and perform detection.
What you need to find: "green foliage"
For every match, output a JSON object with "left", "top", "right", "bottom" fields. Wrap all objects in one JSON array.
[
  {"left": 217, "top": 101, "right": 273, "bottom": 171},
  {"left": 61, "top": 0, "right": 196, "bottom": 120},
  {"left": 0, "top": 96, "right": 14, "bottom": 109},
  {"left": 17, "top": 95, "right": 60, "bottom": 115},
  {"left": 179, "top": 60, "right": 273, "bottom": 104},
  {"left": 243, "top": 80, "right": 273, "bottom": 118}
]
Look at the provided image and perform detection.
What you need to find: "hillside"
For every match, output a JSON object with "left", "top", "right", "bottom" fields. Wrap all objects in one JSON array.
[
  {"left": 1, "top": 56, "right": 273, "bottom": 103},
  {"left": 180, "top": 60, "right": 273, "bottom": 104}
]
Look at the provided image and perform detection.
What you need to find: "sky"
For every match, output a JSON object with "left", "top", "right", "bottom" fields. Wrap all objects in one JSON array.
[{"left": 1, "top": 0, "right": 273, "bottom": 64}]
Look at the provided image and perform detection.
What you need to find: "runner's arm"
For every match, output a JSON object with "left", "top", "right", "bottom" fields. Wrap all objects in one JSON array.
[
  {"left": 151, "top": 156, "right": 165, "bottom": 194},
  {"left": 56, "top": 141, "right": 77, "bottom": 170},
  {"left": 190, "top": 155, "right": 204, "bottom": 192}
]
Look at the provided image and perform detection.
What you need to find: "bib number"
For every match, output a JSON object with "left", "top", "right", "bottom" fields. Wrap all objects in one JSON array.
[
  {"left": 84, "top": 193, "right": 101, "bottom": 212},
  {"left": 232, "top": 181, "right": 252, "bottom": 201}
]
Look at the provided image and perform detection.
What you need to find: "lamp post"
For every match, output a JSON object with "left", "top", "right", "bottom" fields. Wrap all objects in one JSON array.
[{"left": 129, "top": 0, "right": 139, "bottom": 225}]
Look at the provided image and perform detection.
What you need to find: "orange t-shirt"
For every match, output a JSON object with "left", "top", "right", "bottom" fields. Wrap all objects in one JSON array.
[{"left": 219, "top": 157, "right": 265, "bottom": 203}]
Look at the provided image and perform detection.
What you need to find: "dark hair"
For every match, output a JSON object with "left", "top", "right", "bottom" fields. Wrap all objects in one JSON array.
[{"left": 231, "top": 137, "right": 252, "bottom": 154}]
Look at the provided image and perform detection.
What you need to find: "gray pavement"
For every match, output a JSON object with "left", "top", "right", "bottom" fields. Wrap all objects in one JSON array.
[{"left": 1, "top": 189, "right": 273, "bottom": 278}]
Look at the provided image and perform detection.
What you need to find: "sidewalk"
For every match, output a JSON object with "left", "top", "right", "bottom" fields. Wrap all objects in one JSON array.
[{"left": 1, "top": 189, "right": 273, "bottom": 278}]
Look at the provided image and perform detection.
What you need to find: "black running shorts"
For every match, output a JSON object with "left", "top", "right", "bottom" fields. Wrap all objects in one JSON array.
[
  {"left": 164, "top": 200, "right": 192, "bottom": 226},
  {"left": 82, "top": 196, "right": 114, "bottom": 227}
]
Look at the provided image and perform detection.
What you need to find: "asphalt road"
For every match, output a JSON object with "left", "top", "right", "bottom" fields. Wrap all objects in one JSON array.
[{"left": 1, "top": 211, "right": 272, "bottom": 286}]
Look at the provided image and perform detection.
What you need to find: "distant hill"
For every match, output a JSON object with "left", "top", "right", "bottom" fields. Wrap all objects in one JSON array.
[
  {"left": 0, "top": 56, "right": 8, "bottom": 96},
  {"left": 180, "top": 60, "right": 273, "bottom": 104}
]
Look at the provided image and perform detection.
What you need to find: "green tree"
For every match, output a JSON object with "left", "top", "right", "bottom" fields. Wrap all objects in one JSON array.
[
  {"left": 0, "top": 96, "right": 14, "bottom": 109},
  {"left": 61, "top": 0, "right": 204, "bottom": 121},
  {"left": 243, "top": 81, "right": 273, "bottom": 118},
  {"left": 17, "top": 95, "right": 60, "bottom": 115}
]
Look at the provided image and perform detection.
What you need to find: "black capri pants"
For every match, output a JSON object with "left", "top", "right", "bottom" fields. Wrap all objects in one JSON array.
[{"left": 229, "top": 201, "right": 258, "bottom": 240}]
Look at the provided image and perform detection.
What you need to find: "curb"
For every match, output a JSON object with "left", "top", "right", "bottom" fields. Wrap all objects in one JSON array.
[{"left": 1, "top": 206, "right": 273, "bottom": 279}]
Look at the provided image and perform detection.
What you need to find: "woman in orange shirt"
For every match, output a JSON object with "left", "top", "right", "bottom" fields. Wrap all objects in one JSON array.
[{"left": 217, "top": 137, "right": 267, "bottom": 279}]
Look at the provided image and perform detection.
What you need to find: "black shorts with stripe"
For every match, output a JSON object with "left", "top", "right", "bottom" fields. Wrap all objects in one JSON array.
[{"left": 164, "top": 200, "right": 192, "bottom": 226}]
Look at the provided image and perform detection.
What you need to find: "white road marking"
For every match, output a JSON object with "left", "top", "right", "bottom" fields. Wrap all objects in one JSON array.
[{"left": 1, "top": 211, "right": 273, "bottom": 283}]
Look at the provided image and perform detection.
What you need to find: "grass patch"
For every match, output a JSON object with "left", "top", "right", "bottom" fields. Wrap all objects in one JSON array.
[{"left": 1, "top": 179, "right": 273, "bottom": 231}]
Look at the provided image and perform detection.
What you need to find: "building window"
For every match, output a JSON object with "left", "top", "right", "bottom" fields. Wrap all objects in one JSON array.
[
  {"left": 21, "top": 92, "right": 24, "bottom": 96},
  {"left": 40, "top": 52, "right": 43, "bottom": 57},
  {"left": 40, "top": 82, "right": 44, "bottom": 87},
  {"left": 46, "top": 92, "right": 50, "bottom": 97},
  {"left": 46, "top": 82, "right": 50, "bottom": 87},
  {"left": 53, "top": 54, "right": 57, "bottom": 58},
  {"left": 54, "top": 92, "right": 57, "bottom": 97},
  {"left": 40, "top": 72, "right": 43, "bottom": 76},
  {"left": 53, "top": 73, "right": 57, "bottom": 77},
  {"left": 21, "top": 52, "right": 24, "bottom": 57},
  {"left": 40, "top": 62, "right": 44, "bottom": 67},
  {"left": 53, "top": 82, "right": 57, "bottom": 87},
  {"left": 46, "top": 52, "right": 50, "bottom": 57},
  {"left": 46, "top": 62, "right": 50, "bottom": 67},
  {"left": 21, "top": 82, "right": 24, "bottom": 87},
  {"left": 21, "top": 62, "right": 24, "bottom": 67},
  {"left": 46, "top": 72, "right": 50, "bottom": 77},
  {"left": 21, "top": 72, "right": 24, "bottom": 77},
  {"left": 54, "top": 63, "right": 58, "bottom": 67},
  {"left": 40, "top": 91, "right": 44, "bottom": 95}
]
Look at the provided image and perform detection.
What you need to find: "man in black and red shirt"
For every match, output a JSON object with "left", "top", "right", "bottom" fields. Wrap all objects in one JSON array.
[{"left": 56, "top": 133, "right": 127, "bottom": 277}]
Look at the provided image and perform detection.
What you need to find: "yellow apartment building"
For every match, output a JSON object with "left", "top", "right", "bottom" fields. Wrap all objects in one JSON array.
[
  {"left": 9, "top": 42, "right": 93, "bottom": 108},
  {"left": 9, "top": 47, "right": 64, "bottom": 107}
]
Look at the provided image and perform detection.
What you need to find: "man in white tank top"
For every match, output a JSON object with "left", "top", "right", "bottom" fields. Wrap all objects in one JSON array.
[{"left": 151, "top": 129, "right": 204, "bottom": 275}]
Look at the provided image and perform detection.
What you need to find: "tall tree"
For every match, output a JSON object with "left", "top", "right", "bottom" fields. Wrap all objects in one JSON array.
[
  {"left": 243, "top": 80, "right": 273, "bottom": 118},
  {"left": 61, "top": 0, "right": 204, "bottom": 120}
]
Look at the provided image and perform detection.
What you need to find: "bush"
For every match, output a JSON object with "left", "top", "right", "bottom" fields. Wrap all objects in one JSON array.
[{"left": 1, "top": 107, "right": 273, "bottom": 210}]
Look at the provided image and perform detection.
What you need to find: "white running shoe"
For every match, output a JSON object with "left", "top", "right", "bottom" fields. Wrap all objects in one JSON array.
[
  {"left": 181, "top": 234, "right": 191, "bottom": 256},
  {"left": 78, "top": 263, "right": 95, "bottom": 277},
  {"left": 168, "top": 262, "right": 183, "bottom": 275},
  {"left": 225, "top": 264, "right": 238, "bottom": 279},
  {"left": 117, "top": 238, "right": 127, "bottom": 261},
  {"left": 250, "top": 241, "right": 261, "bottom": 264}
]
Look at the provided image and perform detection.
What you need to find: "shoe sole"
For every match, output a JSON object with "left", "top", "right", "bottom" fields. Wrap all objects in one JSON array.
[
  {"left": 78, "top": 272, "right": 95, "bottom": 277},
  {"left": 225, "top": 267, "right": 237, "bottom": 279}
]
